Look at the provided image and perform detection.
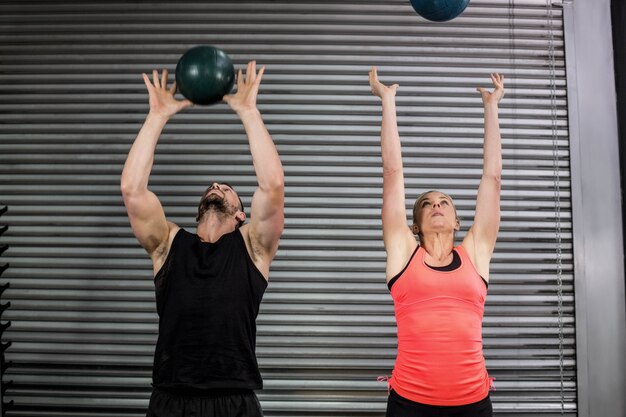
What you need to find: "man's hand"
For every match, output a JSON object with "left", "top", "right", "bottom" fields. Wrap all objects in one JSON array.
[
  {"left": 223, "top": 61, "right": 264, "bottom": 116},
  {"left": 142, "top": 69, "right": 193, "bottom": 119}
]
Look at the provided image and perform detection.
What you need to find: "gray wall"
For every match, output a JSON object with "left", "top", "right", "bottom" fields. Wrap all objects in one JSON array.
[
  {"left": 564, "top": 1, "right": 626, "bottom": 417},
  {"left": 2, "top": 0, "right": 616, "bottom": 415}
]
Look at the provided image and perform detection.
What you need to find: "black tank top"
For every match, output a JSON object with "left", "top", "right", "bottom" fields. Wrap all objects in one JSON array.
[{"left": 152, "top": 228, "right": 267, "bottom": 390}]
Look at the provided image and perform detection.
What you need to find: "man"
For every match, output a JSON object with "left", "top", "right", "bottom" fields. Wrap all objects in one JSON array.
[{"left": 121, "top": 61, "right": 284, "bottom": 417}]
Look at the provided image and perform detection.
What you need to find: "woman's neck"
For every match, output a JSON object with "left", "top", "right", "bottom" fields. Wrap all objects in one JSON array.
[{"left": 420, "top": 232, "right": 455, "bottom": 265}]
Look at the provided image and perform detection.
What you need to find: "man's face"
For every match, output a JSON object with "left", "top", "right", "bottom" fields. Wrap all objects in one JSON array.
[{"left": 196, "top": 183, "right": 243, "bottom": 222}]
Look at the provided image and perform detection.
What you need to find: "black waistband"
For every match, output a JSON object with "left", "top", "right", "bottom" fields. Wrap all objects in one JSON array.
[
  {"left": 154, "top": 385, "right": 253, "bottom": 399},
  {"left": 389, "top": 389, "right": 491, "bottom": 409}
]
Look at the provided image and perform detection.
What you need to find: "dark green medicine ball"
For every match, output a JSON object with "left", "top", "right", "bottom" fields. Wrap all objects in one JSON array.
[
  {"left": 175, "top": 46, "right": 235, "bottom": 105},
  {"left": 409, "top": 0, "right": 470, "bottom": 22}
]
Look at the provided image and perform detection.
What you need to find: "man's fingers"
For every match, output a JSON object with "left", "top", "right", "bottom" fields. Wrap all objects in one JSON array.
[
  {"left": 255, "top": 65, "right": 265, "bottom": 85},
  {"left": 180, "top": 99, "right": 193, "bottom": 109},
  {"left": 142, "top": 73, "right": 153, "bottom": 90},
  {"left": 152, "top": 69, "right": 160, "bottom": 88},
  {"left": 245, "top": 61, "right": 253, "bottom": 83},
  {"left": 248, "top": 61, "right": 257, "bottom": 83},
  {"left": 237, "top": 69, "right": 244, "bottom": 89},
  {"left": 161, "top": 69, "right": 168, "bottom": 89}
]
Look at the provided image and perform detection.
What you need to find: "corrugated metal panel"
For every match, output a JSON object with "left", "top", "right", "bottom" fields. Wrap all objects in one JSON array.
[{"left": 0, "top": 0, "right": 575, "bottom": 416}]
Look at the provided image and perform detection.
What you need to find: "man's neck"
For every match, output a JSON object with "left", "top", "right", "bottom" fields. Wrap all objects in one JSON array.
[{"left": 196, "top": 213, "right": 236, "bottom": 243}]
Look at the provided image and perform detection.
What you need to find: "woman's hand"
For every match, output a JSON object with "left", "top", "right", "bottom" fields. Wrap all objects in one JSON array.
[
  {"left": 477, "top": 73, "right": 505, "bottom": 107},
  {"left": 369, "top": 66, "right": 399, "bottom": 100}
]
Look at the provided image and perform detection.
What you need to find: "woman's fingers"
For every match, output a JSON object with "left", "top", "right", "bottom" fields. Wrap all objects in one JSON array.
[
  {"left": 490, "top": 73, "right": 504, "bottom": 89},
  {"left": 369, "top": 66, "right": 378, "bottom": 84}
]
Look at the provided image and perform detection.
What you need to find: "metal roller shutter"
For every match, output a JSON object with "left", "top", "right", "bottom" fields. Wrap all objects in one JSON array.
[{"left": 0, "top": 1, "right": 575, "bottom": 416}]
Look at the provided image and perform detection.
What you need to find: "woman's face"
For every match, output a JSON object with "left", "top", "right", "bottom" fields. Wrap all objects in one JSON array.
[{"left": 413, "top": 191, "right": 460, "bottom": 236}]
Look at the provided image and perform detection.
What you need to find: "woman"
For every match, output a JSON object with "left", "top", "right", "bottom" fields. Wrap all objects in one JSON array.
[{"left": 369, "top": 68, "right": 504, "bottom": 417}]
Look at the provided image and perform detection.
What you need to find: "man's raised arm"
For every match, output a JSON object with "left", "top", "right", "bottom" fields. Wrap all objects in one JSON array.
[
  {"left": 121, "top": 69, "right": 192, "bottom": 266},
  {"left": 224, "top": 61, "right": 284, "bottom": 274}
]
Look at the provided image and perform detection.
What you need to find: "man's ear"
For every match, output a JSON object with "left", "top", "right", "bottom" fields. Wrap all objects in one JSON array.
[{"left": 237, "top": 211, "right": 246, "bottom": 223}]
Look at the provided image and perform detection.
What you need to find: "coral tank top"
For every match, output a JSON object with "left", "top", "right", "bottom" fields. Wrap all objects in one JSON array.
[{"left": 388, "top": 245, "right": 491, "bottom": 406}]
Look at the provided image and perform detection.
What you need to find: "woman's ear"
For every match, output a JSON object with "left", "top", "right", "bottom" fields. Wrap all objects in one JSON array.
[{"left": 411, "top": 224, "right": 420, "bottom": 235}]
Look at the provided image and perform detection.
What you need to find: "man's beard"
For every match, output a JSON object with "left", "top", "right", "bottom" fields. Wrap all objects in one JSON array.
[{"left": 196, "top": 194, "right": 237, "bottom": 222}]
